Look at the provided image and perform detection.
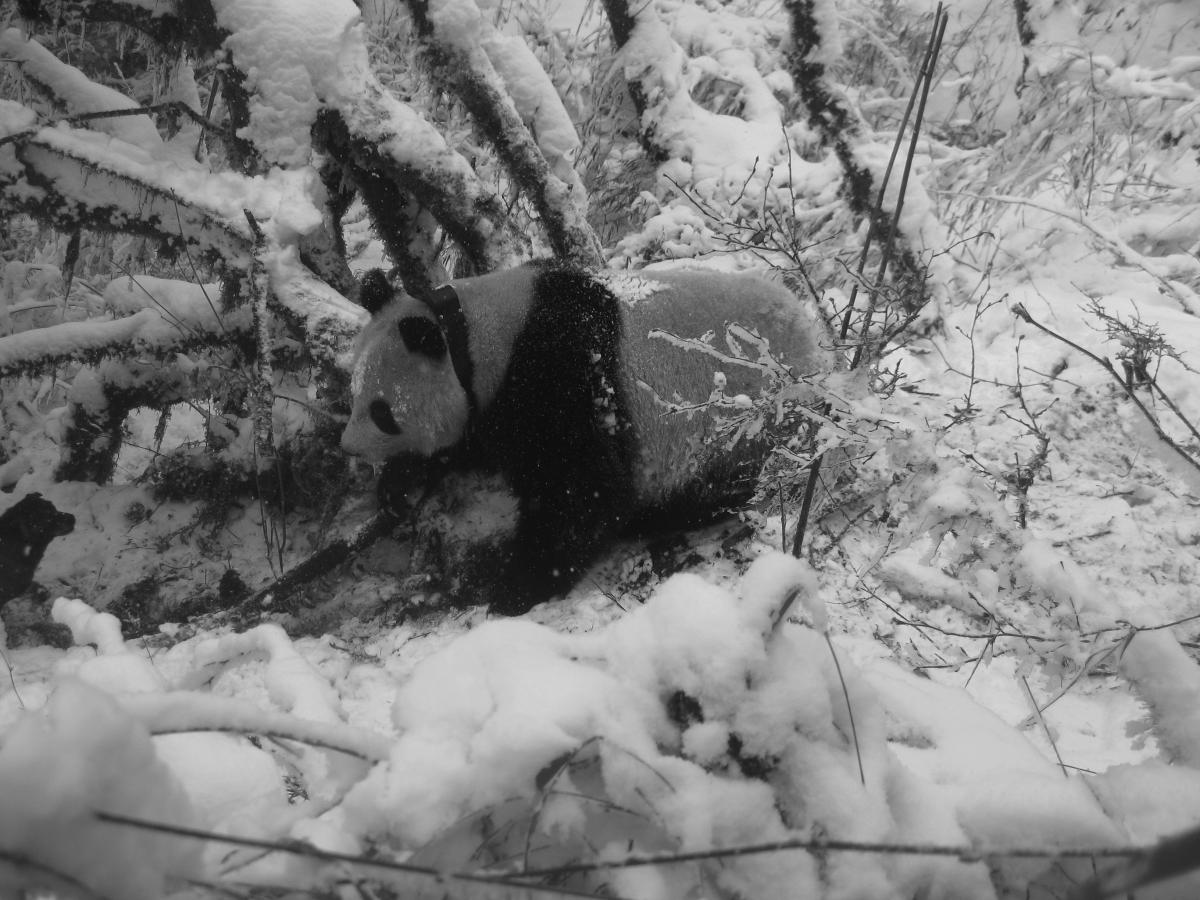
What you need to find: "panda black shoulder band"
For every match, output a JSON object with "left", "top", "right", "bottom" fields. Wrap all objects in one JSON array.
[{"left": 427, "top": 284, "right": 478, "bottom": 417}]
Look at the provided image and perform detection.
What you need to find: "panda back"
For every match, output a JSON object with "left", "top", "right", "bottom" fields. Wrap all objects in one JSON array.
[
  {"left": 602, "top": 268, "right": 832, "bottom": 513},
  {"left": 449, "top": 264, "right": 830, "bottom": 523}
]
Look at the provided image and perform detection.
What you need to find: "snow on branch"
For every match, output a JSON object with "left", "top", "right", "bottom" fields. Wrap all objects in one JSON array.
[
  {"left": 0, "top": 98, "right": 38, "bottom": 139},
  {"left": 208, "top": 0, "right": 528, "bottom": 269},
  {"left": 11, "top": 0, "right": 515, "bottom": 275},
  {"left": 266, "top": 252, "right": 367, "bottom": 366},
  {"left": 403, "top": 0, "right": 602, "bottom": 266},
  {"left": 0, "top": 128, "right": 259, "bottom": 262},
  {"left": 316, "top": 89, "right": 521, "bottom": 273},
  {"left": 0, "top": 96, "right": 343, "bottom": 269},
  {"left": 120, "top": 692, "right": 391, "bottom": 762},
  {"left": 1050, "top": 50, "right": 1200, "bottom": 102},
  {"left": 0, "top": 282, "right": 250, "bottom": 379},
  {"left": 600, "top": 0, "right": 676, "bottom": 160},
  {"left": 103, "top": 274, "right": 225, "bottom": 323},
  {"left": 781, "top": 0, "right": 931, "bottom": 303},
  {"left": 6, "top": 0, "right": 530, "bottom": 276},
  {"left": 0, "top": 29, "right": 162, "bottom": 149},
  {"left": 601, "top": 0, "right": 697, "bottom": 162},
  {"left": 15, "top": 0, "right": 222, "bottom": 52},
  {"left": 215, "top": 0, "right": 537, "bottom": 272},
  {"left": 781, "top": 0, "right": 869, "bottom": 202},
  {"left": 102, "top": 264, "right": 363, "bottom": 374},
  {"left": 481, "top": 32, "right": 586, "bottom": 196},
  {"left": 0, "top": 310, "right": 235, "bottom": 380},
  {"left": 601, "top": 0, "right": 790, "bottom": 188}
]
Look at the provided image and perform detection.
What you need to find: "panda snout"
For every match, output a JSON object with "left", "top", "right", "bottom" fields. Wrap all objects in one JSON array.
[{"left": 369, "top": 399, "right": 403, "bottom": 436}]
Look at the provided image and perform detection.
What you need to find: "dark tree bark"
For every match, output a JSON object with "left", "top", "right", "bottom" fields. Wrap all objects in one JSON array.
[
  {"left": 1013, "top": 0, "right": 1036, "bottom": 46},
  {"left": 599, "top": 0, "right": 672, "bottom": 163},
  {"left": 781, "top": 0, "right": 928, "bottom": 310},
  {"left": 313, "top": 106, "right": 517, "bottom": 279},
  {"left": 403, "top": 0, "right": 602, "bottom": 267},
  {"left": 56, "top": 363, "right": 194, "bottom": 483},
  {"left": 1012, "top": 0, "right": 1036, "bottom": 90}
]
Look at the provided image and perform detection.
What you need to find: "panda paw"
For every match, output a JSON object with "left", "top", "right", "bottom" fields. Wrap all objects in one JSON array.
[
  {"left": 488, "top": 591, "right": 540, "bottom": 617},
  {"left": 376, "top": 455, "right": 435, "bottom": 515},
  {"left": 487, "top": 564, "right": 570, "bottom": 616}
]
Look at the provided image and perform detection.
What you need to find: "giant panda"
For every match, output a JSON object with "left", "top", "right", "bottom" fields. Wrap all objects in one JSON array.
[{"left": 341, "top": 262, "right": 833, "bottom": 615}]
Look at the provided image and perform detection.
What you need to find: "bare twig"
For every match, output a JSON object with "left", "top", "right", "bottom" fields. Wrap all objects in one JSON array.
[
  {"left": 0, "top": 101, "right": 237, "bottom": 148},
  {"left": 955, "top": 193, "right": 1200, "bottom": 309},
  {"left": 1020, "top": 676, "right": 1069, "bottom": 778},
  {"left": 0, "top": 645, "right": 23, "bottom": 709},
  {"left": 850, "top": 8, "right": 947, "bottom": 368},
  {"left": 94, "top": 811, "right": 629, "bottom": 899},
  {"left": 1073, "top": 823, "right": 1200, "bottom": 900},
  {"left": 0, "top": 848, "right": 113, "bottom": 900},
  {"left": 514, "top": 832, "right": 1144, "bottom": 879},
  {"left": 1013, "top": 303, "right": 1200, "bottom": 477},
  {"left": 790, "top": 8, "right": 946, "bottom": 559},
  {"left": 241, "top": 511, "right": 401, "bottom": 615},
  {"left": 826, "top": 633, "right": 866, "bottom": 786}
]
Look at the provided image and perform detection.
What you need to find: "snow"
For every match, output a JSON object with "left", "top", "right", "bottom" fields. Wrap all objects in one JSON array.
[
  {"left": 616, "top": 2, "right": 786, "bottom": 182},
  {"left": 1121, "top": 632, "right": 1200, "bottom": 767},
  {"left": 265, "top": 247, "right": 366, "bottom": 361},
  {"left": 800, "top": 0, "right": 843, "bottom": 67},
  {"left": 870, "top": 666, "right": 1122, "bottom": 847},
  {"left": 209, "top": 0, "right": 362, "bottom": 166},
  {"left": 0, "top": 307, "right": 235, "bottom": 377},
  {"left": 0, "top": 29, "right": 163, "bottom": 151},
  {"left": 0, "top": 679, "right": 200, "bottom": 900},
  {"left": 3, "top": 540, "right": 1189, "bottom": 896},
  {"left": 1, "top": 122, "right": 324, "bottom": 260},
  {"left": 482, "top": 30, "right": 586, "bottom": 193},
  {"left": 0, "top": 97, "right": 39, "bottom": 139},
  {"left": 2, "top": 0, "right": 1200, "bottom": 897},
  {"left": 123, "top": 691, "right": 391, "bottom": 761},
  {"left": 424, "top": 0, "right": 484, "bottom": 47}
]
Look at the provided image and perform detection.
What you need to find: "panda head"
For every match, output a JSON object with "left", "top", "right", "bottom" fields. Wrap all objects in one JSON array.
[{"left": 340, "top": 271, "right": 470, "bottom": 463}]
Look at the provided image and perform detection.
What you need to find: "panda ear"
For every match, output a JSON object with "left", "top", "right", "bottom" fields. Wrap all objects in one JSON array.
[
  {"left": 359, "top": 269, "right": 393, "bottom": 316},
  {"left": 398, "top": 316, "right": 448, "bottom": 359}
]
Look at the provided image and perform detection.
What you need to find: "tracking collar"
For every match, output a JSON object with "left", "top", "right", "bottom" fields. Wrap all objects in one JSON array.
[{"left": 426, "top": 283, "right": 478, "bottom": 420}]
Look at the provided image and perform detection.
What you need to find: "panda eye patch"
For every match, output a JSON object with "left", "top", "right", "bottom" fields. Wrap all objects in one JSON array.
[
  {"left": 398, "top": 316, "right": 447, "bottom": 359},
  {"left": 369, "top": 399, "right": 402, "bottom": 435}
]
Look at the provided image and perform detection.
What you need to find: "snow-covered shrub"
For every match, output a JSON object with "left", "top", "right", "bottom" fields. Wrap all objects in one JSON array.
[
  {"left": 0, "top": 679, "right": 201, "bottom": 899},
  {"left": 934, "top": 0, "right": 1200, "bottom": 296},
  {"left": 10, "top": 555, "right": 1173, "bottom": 898}
]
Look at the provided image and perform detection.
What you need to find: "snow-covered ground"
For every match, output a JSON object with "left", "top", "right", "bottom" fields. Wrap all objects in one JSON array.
[
  {"left": 2, "top": 0, "right": 1199, "bottom": 897},
  {"left": 4, "top": 235, "right": 1200, "bottom": 897}
]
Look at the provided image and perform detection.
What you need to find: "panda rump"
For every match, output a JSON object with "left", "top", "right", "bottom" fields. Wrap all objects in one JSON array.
[{"left": 342, "top": 262, "right": 830, "bottom": 614}]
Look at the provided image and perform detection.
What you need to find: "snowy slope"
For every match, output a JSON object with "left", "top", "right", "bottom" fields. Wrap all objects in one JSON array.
[{"left": 1, "top": 0, "right": 1199, "bottom": 897}]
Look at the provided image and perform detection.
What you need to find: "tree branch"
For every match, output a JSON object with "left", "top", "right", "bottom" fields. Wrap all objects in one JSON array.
[
  {"left": 1013, "top": 303, "right": 1200, "bottom": 479},
  {"left": 314, "top": 100, "right": 520, "bottom": 273},
  {"left": 1, "top": 128, "right": 256, "bottom": 261},
  {"left": 780, "top": 0, "right": 930, "bottom": 306},
  {"left": 404, "top": 0, "right": 601, "bottom": 266}
]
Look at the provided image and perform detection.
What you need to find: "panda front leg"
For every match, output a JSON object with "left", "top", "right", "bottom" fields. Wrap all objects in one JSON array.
[{"left": 491, "top": 472, "right": 629, "bottom": 616}]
